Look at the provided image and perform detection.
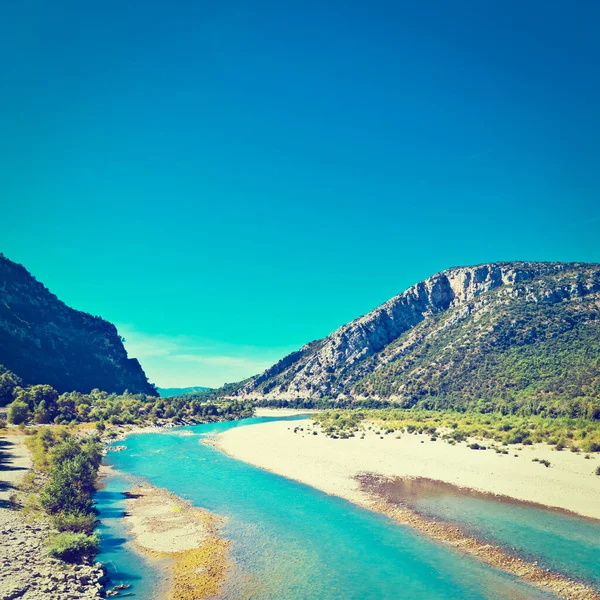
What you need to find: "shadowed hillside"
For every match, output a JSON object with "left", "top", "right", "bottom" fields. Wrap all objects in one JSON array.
[{"left": 0, "top": 254, "right": 156, "bottom": 396}]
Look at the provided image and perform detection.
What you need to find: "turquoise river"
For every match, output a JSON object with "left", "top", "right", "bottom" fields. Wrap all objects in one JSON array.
[{"left": 96, "top": 416, "right": 598, "bottom": 599}]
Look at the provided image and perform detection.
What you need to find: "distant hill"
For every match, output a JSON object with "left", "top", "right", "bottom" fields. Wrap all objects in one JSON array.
[
  {"left": 0, "top": 254, "right": 157, "bottom": 396},
  {"left": 230, "top": 262, "right": 600, "bottom": 418},
  {"left": 157, "top": 386, "right": 212, "bottom": 397}
]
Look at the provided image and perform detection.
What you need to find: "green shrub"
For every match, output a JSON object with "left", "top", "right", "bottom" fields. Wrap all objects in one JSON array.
[
  {"left": 7, "top": 400, "right": 31, "bottom": 424},
  {"left": 581, "top": 440, "right": 600, "bottom": 453},
  {"left": 51, "top": 511, "right": 97, "bottom": 535},
  {"left": 46, "top": 532, "right": 98, "bottom": 562},
  {"left": 468, "top": 442, "right": 486, "bottom": 450}
]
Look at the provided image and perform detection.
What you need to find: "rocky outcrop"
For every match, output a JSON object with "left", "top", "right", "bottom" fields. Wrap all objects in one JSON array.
[
  {"left": 0, "top": 254, "right": 156, "bottom": 395},
  {"left": 232, "top": 262, "right": 600, "bottom": 402}
]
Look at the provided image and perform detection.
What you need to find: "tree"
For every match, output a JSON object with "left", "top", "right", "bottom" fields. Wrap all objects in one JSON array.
[
  {"left": 0, "top": 367, "right": 22, "bottom": 407},
  {"left": 33, "top": 400, "right": 52, "bottom": 424},
  {"left": 7, "top": 400, "right": 31, "bottom": 424},
  {"left": 40, "top": 438, "right": 102, "bottom": 515},
  {"left": 14, "top": 385, "right": 59, "bottom": 418}
]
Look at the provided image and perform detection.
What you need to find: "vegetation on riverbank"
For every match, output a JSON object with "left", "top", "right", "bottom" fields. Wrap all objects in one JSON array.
[
  {"left": 312, "top": 408, "right": 600, "bottom": 453},
  {"left": 3, "top": 382, "right": 254, "bottom": 569},
  {"left": 22, "top": 428, "right": 103, "bottom": 563},
  {"left": 2, "top": 370, "right": 254, "bottom": 427}
]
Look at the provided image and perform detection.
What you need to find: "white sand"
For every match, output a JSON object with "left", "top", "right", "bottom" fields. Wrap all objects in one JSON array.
[
  {"left": 123, "top": 484, "right": 210, "bottom": 553},
  {"left": 217, "top": 420, "right": 600, "bottom": 520}
]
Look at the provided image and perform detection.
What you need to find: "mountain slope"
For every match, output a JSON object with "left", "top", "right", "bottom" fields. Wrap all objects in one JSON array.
[
  {"left": 232, "top": 262, "right": 600, "bottom": 416},
  {"left": 0, "top": 254, "right": 156, "bottom": 395}
]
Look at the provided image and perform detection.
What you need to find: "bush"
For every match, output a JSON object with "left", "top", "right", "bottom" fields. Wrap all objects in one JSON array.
[
  {"left": 468, "top": 442, "right": 486, "bottom": 450},
  {"left": 581, "top": 440, "right": 600, "bottom": 453},
  {"left": 40, "top": 438, "right": 102, "bottom": 515},
  {"left": 46, "top": 532, "right": 99, "bottom": 562},
  {"left": 595, "top": 465, "right": 600, "bottom": 476},
  {"left": 7, "top": 400, "right": 31, "bottom": 424},
  {"left": 0, "top": 418, "right": 6, "bottom": 429},
  {"left": 51, "top": 511, "right": 97, "bottom": 535}
]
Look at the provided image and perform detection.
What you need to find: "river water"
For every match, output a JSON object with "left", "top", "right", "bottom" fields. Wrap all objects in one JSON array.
[{"left": 96, "top": 416, "right": 581, "bottom": 599}]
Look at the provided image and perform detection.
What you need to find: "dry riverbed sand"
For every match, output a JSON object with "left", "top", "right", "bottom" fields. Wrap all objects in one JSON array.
[
  {"left": 216, "top": 417, "right": 600, "bottom": 600},
  {"left": 217, "top": 418, "right": 600, "bottom": 519},
  {"left": 119, "top": 479, "right": 229, "bottom": 600}
]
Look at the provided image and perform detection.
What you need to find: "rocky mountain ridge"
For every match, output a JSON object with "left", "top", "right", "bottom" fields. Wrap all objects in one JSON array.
[
  {"left": 0, "top": 254, "right": 156, "bottom": 395},
  {"left": 232, "top": 262, "right": 600, "bottom": 412}
]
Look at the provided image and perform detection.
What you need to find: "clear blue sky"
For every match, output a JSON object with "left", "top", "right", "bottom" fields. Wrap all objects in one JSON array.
[{"left": 1, "top": 1, "right": 599, "bottom": 387}]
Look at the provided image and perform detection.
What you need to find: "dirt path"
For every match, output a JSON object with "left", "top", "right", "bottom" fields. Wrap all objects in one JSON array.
[{"left": 0, "top": 434, "right": 31, "bottom": 509}]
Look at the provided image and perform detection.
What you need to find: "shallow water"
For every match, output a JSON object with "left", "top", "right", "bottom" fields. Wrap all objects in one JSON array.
[
  {"left": 411, "top": 490, "right": 600, "bottom": 590},
  {"left": 97, "top": 416, "right": 557, "bottom": 599},
  {"left": 95, "top": 472, "right": 165, "bottom": 598}
]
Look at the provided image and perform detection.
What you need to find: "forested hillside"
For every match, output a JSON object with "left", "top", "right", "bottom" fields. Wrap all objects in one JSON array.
[{"left": 0, "top": 254, "right": 156, "bottom": 395}]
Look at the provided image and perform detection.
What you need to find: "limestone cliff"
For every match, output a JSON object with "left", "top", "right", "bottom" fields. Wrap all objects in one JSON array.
[{"left": 233, "top": 262, "right": 600, "bottom": 410}]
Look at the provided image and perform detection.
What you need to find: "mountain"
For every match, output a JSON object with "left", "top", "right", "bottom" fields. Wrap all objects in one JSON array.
[
  {"left": 157, "top": 386, "right": 212, "bottom": 397},
  {"left": 0, "top": 254, "right": 156, "bottom": 396},
  {"left": 231, "top": 262, "right": 600, "bottom": 416}
]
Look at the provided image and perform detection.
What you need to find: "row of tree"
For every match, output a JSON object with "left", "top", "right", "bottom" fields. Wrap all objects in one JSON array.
[{"left": 4, "top": 380, "right": 254, "bottom": 427}]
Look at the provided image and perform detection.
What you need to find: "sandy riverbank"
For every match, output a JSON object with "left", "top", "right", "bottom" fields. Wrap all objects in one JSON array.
[
  {"left": 216, "top": 418, "right": 600, "bottom": 600},
  {"left": 119, "top": 479, "right": 229, "bottom": 599},
  {"left": 217, "top": 419, "right": 600, "bottom": 519}
]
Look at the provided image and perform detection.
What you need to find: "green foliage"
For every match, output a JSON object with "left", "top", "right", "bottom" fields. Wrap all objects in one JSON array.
[
  {"left": 25, "top": 427, "right": 69, "bottom": 472},
  {"left": 352, "top": 294, "right": 600, "bottom": 419},
  {"left": 5, "top": 384, "right": 254, "bottom": 427},
  {"left": 39, "top": 437, "right": 102, "bottom": 516},
  {"left": 0, "top": 365, "right": 22, "bottom": 407},
  {"left": 312, "top": 408, "right": 600, "bottom": 451},
  {"left": 25, "top": 431, "right": 103, "bottom": 563},
  {"left": 46, "top": 532, "right": 99, "bottom": 563},
  {"left": 468, "top": 442, "right": 486, "bottom": 450},
  {"left": 51, "top": 511, "right": 97, "bottom": 535},
  {"left": 15, "top": 384, "right": 59, "bottom": 413},
  {"left": 7, "top": 399, "right": 31, "bottom": 424},
  {"left": 254, "top": 397, "right": 392, "bottom": 410}
]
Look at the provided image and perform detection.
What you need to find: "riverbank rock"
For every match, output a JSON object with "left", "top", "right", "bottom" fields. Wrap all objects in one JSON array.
[{"left": 0, "top": 504, "right": 105, "bottom": 599}]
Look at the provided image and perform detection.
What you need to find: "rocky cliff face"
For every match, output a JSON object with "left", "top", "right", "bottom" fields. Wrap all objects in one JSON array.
[
  {"left": 0, "top": 255, "right": 156, "bottom": 395},
  {"left": 233, "top": 262, "right": 600, "bottom": 406}
]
